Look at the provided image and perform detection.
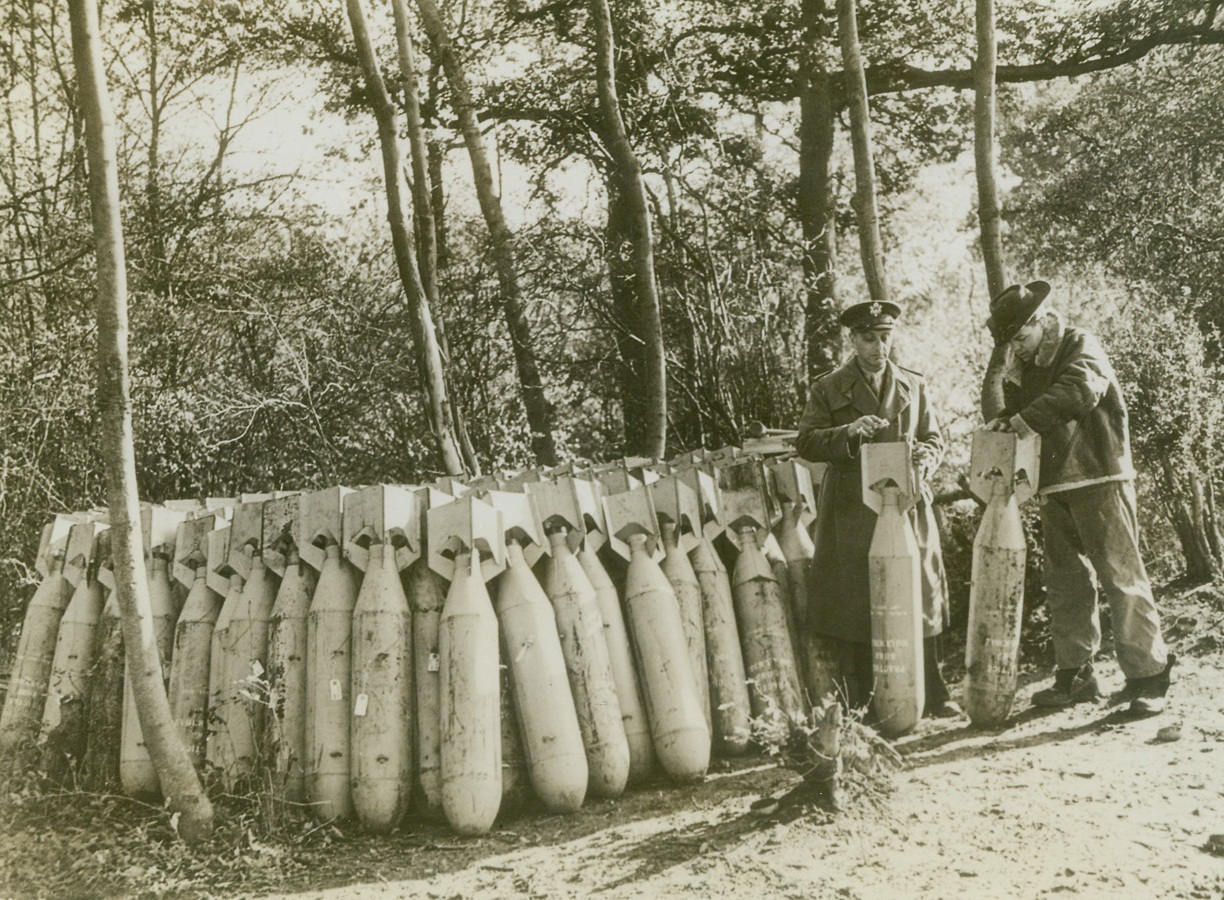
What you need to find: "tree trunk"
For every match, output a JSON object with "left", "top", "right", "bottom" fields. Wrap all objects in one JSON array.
[
  {"left": 1158, "top": 456, "right": 1220, "bottom": 582},
  {"left": 412, "top": 0, "right": 560, "bottom": 467},
  {"left": 424, "top": 57, "right": 449, "bottom": 268},
  {"left": 979, "top": 343, "right": 1009, "bottom": 422},
  {"left": 973, "top": 0, "right": 1007, "bottom": 302},
  {"left": 798, "top": 0, "right": 841, "bottom": 382},
  {"left": 391, "top": 0, "right": 480, "bottom": 476},
  {"left": 345, "top": 0, "right": 466, "bottom": 477},
  {"left": 144, "top": 1, "right": 168, "bottom": 298},
  {"left": 67, "top": 0, "right": 213, "bottom": 845},
  {"left": 606, "top": 182, "right": 649, "bottom": 454},
  {"left": 835, "top": 0, "right": 889, "bottom": 303},
  {"left": 973, "top": 0, "right": 1010, "bottom": 421},
  {"left": 590, "top": 0, "right": 667, "bottom": 460}
]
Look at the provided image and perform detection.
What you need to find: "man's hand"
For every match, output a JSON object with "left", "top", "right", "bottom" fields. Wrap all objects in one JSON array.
[
  {"left": 848, "top": 415, "right": 889, "bottom": 439},
  {"left": 912, "top": 443, "right": 936, "bottom": 481},
  {"left": 985, "top": 417, "right": 1013, "bottom": 432}
]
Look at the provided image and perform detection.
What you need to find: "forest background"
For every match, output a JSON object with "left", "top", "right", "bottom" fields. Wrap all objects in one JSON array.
[{"left": 3, "top": 0, "right": 1224, "bottom": 664}]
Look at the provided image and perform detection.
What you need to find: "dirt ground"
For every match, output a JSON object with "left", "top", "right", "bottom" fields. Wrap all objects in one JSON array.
[
  {"left": 249, "top": 585, "right": 1224, "bottom": 900},
  {"left": 3, "top": 583, "right": 1223, "bottom": 900}
]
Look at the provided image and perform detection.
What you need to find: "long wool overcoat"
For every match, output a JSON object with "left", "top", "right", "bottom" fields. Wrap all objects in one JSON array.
[{"left": 795, "top": 357, "right": 949, "bottom": 643}]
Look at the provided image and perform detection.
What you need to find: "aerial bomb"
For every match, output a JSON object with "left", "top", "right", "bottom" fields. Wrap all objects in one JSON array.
[
  {"left": 529, "top": 476, "right": 653, "bottom": 784},
  {"left": 432, "top": 495, "right": 505, "bottom": 836},
  {"left": 964, "top": 431, "right": 1040, "bottom": 727},
  {"left": 863, "top": 443, "right": 925, "bottom": 737},
  {"left": 651, "top": 475, "right": 711, "bottom": 732},
  {"left": 306, "top": 541, "right": 359, "bottom": 820},
  {"left": 0, "top": 516, "right": 81, "bottom": 756},
  {"left": 538, "top": 528, "right": 629, "bottom": 799},
  {"left": 406, "top": 554, "right": 448, "bottom": 820},
  {"left": 485, "top": 489, "right": 588, "bottom": 813},
  {"left": 605, "top": 484, "right": 709, "bottom": 783},
  {"left": 265, "top": 547, "right": 314, "bottom": 803},
  {"left": 346, "top": 484, "right": 420, "bottom": 833},
  {"left": 350, "top": 539, "right": 414, "bottom": 831},
  {"left": 303, "top": 487, "right": 357, "bottom": 821},
  {"left": 168, "top": 517, "right": 224, "bottom": 770},
  {"left": 717, "top": 458, "right": 806, "bottom": 739},
  {"left": 673, "top": 464, "right": 751, "bottom": 756},
  {"left": 42, "top": 522, "right": 108, "bottom": 753},
  {"left": 525, "top": 476, "right": 629, "bottom": 798},
  {"left": 768, "top": 460, "right": 819, "bottom": 636},
  {"left": 495, "top": 535, "right": 587, "bottom": 813}
]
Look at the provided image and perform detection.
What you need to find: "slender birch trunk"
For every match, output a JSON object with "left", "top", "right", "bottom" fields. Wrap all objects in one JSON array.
[
  {"left": 345, "top": 0, "right": 465, "bottom": 476},
  {"left": 390, "top": 0, "right": 480, "bottom": 474},
  {"left": 67, "top": 0, "right": 213, "bottom": 845},
  {"left": 412, "top": 0, "right": 560, "bottom": 466}
]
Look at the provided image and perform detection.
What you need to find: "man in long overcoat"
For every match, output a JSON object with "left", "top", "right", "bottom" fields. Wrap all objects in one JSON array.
[{"left": 796, "top": 301, "right": 958, "bottom": 717}]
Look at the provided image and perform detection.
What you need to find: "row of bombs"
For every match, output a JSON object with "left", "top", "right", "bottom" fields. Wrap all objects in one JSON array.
[
  {"left": 0, "top": 450, "right": 834, "bottom": 836},
  {"left": 0, "top": 430, "right": 1040, "bottom": 836}
]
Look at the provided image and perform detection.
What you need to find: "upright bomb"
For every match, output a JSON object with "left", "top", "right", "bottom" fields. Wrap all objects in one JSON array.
[
  {"left": 406, "top": 556, "right": 448, "bottom": 820},
  {"left": 484, "top": 487, "right": 588, "bottom": 813},
  {"left": 0, "top": 516, "right": 80, "bottom": 756},
  {"left": 168, "top": 517, "right": 223, "bottom": 771},
  {"left": 575, "top": 540, "right": 654, "bottom": 783},
  {"left": 346, "top": 485, "right": 423, "bottom": 833},
  {"left": 42, "top": 522, "right": 108, "bottom": 750},
  {"left": 964, "top": 430, "right": 1040, "bottom": 726},
  {"left": 431, "top": 495, "right": 505, "bottom": 836},
  {"left": 539, "top": 528, "right": 629, "bottom": 799},
  {"left": 350, "top": 540, "right": 413, "bottom": 832},
  {"left": 261, "top": 496, "right": 312, "bottom": 804},
  {"left": 730, "top": 526, "right": 807, "bottom": 736},
  {"left": 604, "top": 486, "right": 709, "bottom": 782},
  {"left": 496, "top": 537, "right": 588, "bottom": 813},
  {"left": 403, "top": 487, "right": 457, "bottom": 821},
  {"left": 716, "top": 457, "right": 806, "bottom": 742},
  {"left": 302, "top": 487, "right": 357, "bottom": 821},
  {"left": 657, "top": 519, "right": 711, "bottom": 731},
  {"left": 865, "top": 470, "right": 924, "bottom": 737},
  {"left": 672, "top": 464, "right": 750, "bottom": 757},
  {"left": 265, "top": 547, "right": 314, "bottom": 803},
  {"left": 305, "top": 542, "right": 359, "bottom": 820},
  {"left": 768, "top": 459, "right": 819, "bottom": 635},
  {"left": 528, "top": 476, "right": 651, "bottom": 785}
]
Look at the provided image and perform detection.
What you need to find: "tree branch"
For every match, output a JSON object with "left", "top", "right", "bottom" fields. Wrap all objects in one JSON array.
[{"left": 864, "top": 27, "right": 1224, "bottom": 96}]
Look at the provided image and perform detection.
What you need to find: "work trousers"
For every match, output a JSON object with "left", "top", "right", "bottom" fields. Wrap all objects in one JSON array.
[{"left": 1040, "top": 479, "right": 1169, "bottom": 679}]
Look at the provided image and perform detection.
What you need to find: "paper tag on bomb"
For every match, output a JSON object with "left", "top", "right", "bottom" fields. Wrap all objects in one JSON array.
[
  {"left": 354, "top": 693, "right": 369, "bottom": 717},
  {"left": 250, "top": 660, "right": 264, "bottom": 678},
  {"left": 428, "top": 652, "right": 440, "bottom": 673},
  {"left": 329, "top": 679, "right": 343, "bottom": 701}
]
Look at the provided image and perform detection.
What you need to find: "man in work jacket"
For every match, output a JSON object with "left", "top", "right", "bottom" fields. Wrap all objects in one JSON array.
[
  {"left": 796, "top": 300, "right": 960, "bottom": 719},
  {"left": 983, "top": 280, "right": 1174, "bottom": 716}
]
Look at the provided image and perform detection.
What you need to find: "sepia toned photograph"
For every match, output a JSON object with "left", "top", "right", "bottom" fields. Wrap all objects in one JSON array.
[{"left": 1, "top": 0, "right": 1222, "bottom": 896}]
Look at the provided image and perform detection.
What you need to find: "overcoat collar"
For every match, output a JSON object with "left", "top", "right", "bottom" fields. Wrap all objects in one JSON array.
[{"left": 825, "top": 356, "right": 914, "bottom": 420}]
